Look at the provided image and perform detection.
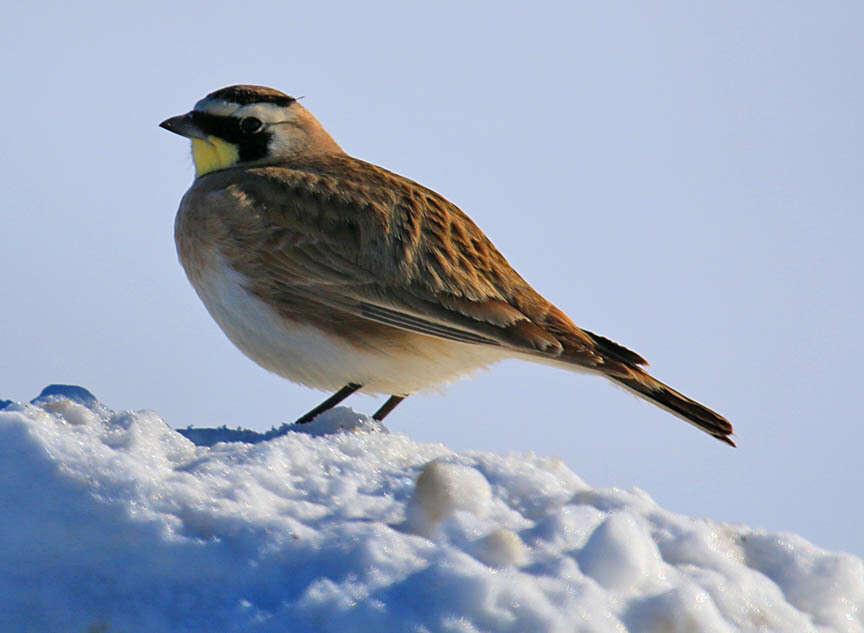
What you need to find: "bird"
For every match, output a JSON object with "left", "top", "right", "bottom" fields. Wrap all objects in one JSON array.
[{"left": 160, "top": 84, "right": 734, "bottom": 446}]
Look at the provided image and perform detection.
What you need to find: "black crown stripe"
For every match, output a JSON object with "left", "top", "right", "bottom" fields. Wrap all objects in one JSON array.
[{"left": 206, "top": 85, "right": 296, "bottom": 107}]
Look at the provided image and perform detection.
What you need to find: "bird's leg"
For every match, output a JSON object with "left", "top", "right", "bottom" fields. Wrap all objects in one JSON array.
[
  {"left": 372, "top": 395, "right": 406, "bottom": 421},
  {"left": 295, "top": 383, "right": 363, "bottom": 424}
]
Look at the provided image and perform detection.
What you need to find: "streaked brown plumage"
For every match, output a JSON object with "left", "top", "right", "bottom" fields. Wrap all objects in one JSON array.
[{"left": 162, "top": 85, "right": 734, "bottom": 446}]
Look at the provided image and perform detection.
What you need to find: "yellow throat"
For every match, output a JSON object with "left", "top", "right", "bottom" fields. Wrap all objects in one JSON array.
[{"left": 191, "top": 136, "right": 239, "bottom": 177}]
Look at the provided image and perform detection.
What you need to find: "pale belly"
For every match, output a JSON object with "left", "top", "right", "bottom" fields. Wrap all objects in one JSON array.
[{"left": 187, "top": 258, "right": 508, "bottom": 395}]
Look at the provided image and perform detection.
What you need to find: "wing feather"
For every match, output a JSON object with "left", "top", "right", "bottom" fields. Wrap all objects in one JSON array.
[{"left": 199, "top": 157, "right": 606, "bottom": 364}]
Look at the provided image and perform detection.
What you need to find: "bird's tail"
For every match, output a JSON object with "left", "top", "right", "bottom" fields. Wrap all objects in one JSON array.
[
  {"left": 531, "top": 313, "right": 734, "bottom": 445},
  {"left": 606, "top": 368, "right": 735, "bottom": 446}
]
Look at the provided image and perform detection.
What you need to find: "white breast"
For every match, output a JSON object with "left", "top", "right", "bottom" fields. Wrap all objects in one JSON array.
[{"left": 187, "top": 257, "right": 507, "bottom": 395}]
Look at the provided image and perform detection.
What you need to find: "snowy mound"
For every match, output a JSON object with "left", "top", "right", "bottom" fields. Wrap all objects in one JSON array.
[{"left": 1, "top": 387, "right": 862, "bottom": 633}]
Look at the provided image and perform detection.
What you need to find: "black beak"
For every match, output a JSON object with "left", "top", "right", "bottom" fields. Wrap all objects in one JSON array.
[{"left": 159, "top": 112, "right": 206, "bottom": 139}]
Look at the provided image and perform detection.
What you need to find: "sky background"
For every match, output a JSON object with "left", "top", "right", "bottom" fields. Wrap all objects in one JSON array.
[{"left": 2, "top": 2, "right": 862, "bottom": 556}]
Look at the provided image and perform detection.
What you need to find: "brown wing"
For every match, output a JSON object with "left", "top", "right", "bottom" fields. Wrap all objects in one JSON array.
[{"left": 193, "top": 156, "right": 618, "bottom": 366}]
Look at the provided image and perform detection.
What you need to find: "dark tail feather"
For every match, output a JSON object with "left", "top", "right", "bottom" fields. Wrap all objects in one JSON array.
[{"left": 607, "top": 370, "right": 735, "bottom": 446}]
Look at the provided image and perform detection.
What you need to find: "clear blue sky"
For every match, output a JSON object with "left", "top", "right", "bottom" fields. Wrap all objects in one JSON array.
[{"left": 2, "top": 2, "right": 862, "bottom": 556}]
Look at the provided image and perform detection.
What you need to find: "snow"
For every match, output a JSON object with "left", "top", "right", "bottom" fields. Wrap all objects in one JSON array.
[{"left": 1, "top": 386, "right": 862, "bottom": 633}]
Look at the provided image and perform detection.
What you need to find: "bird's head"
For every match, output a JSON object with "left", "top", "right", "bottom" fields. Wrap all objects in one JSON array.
[{"left": 160, "top": 85, "right": 342, "bottom": 177}]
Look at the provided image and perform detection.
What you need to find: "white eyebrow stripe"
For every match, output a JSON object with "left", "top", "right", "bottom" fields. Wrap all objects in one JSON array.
[
  {"left": 235, "top": 102, "right": 292, "bottom": 123},
  {"left": 193, "top": 98, "right": 240, "bottom": 116},
  {"left": 193, "top": 100, "right": 291, "bottom": 124}
]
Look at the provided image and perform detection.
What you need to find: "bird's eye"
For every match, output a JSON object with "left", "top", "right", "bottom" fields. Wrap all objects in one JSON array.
[{"left": 240, "top": 117, "right": 263, "bottom": 134}]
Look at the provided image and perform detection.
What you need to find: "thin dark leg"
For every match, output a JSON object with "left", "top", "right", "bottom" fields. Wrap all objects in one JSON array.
[
  {"left": 372, "top": 395, "right": 406, "bottom": 421},
  {"left": 295, "top": 383, "right": 363, "bottom": 424}
]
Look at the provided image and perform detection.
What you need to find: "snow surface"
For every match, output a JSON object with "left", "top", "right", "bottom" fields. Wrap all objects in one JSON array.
[{"left": 1, "top": 386, "right": 862, "bottom": 633}]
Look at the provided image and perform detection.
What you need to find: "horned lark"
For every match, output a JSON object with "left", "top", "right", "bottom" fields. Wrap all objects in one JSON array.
[{"left": 160, "top": 85, "right": 734, "bottom": 445}]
